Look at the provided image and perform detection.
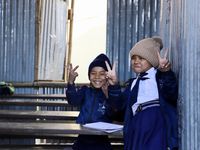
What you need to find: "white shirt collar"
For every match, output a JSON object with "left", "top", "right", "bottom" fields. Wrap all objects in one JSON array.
[{"left": 144, "top": 67, "right": 157, "bottom": 78}]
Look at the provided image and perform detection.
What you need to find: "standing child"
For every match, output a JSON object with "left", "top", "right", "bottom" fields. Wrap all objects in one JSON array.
[
  {"left": 106, "top": 37, "right": 178, "bottom": 150},
  {"left": 66, "top": 53, "right": 120, "bottom": 150}
]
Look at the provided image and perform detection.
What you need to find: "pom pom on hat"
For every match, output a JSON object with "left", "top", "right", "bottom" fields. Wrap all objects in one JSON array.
[
  {"left": 152, "top": 36, "right": 163, "bottom": 49},
  {"left": 129, "top": 36, "right": 163, "bottom": 68},
  {"left": 88, "top": 53, "right": 112, "bottom": 79}
]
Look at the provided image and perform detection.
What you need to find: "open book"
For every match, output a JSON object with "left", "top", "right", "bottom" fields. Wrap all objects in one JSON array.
[{"left": 82, "top": 122, "right": 123, "bottom": 133}]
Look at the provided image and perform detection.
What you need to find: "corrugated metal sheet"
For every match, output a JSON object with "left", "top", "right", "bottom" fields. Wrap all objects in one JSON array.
[
  {"left": 162, "top": 0, "right": 200, "bottom": 150},
  {"left": 106, "top": 0, "right": 161, "bottom": 83},
  {"left": 0, "top": 0, "right": 70, "bottom": 95},
  {"left": 0, "top": 0, "right": 36, "bottom": 83},
  {"left": 0, "top": 0, "right": 68, "bottom": 84},
  {"left": 37, "top": 0, "right": 68, "bottom": 81}
]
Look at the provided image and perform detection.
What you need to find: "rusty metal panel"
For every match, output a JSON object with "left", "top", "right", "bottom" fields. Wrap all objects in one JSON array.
[{"left": 106, "top": 0, "right": 161, "bottom": 83}]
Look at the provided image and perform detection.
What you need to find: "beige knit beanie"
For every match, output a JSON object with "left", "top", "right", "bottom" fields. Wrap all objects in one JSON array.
[{"left": 129, "top": 36, "right": 163, "bottom": 68}]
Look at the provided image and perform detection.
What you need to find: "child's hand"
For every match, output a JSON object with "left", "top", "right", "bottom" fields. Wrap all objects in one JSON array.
[
  {"left": 157, "top": 49, "right": 171, "bottom": 72},
  {"left": 102, "top": 81, "right": 109, "bottom": 98},
  {"left": 68, "top": 63, "right": 79, "bottom": 84},
  {"left": 105, "top": 61, "right": 118, "bottom": 85}
]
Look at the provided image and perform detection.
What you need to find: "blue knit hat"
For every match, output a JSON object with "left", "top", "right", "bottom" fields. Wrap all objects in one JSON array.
[{"left": 88, "top": 53, "right": 112, "bottom": 78}]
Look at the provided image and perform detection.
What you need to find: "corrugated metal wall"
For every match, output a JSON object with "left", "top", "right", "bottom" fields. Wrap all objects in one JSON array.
[
  {"left": 0, "top": 0, "right": 68, "bottom": 84},
  {"left": 106, "top": 0, "right": 161, "bottom": 83},
  {"left": 0, "top": 0, "right": 69, "bottom": 95},
  {"left": 0, "top": 0, "right": 36, "bottom": 83},
  {"left": 165, "top": 0, "right": 200, "bottom": 150},
  {"left": 37, "top": 0, "right": 68, "bottom": 81}
]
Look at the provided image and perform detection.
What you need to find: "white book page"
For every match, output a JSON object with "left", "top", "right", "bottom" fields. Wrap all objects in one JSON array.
[{"left": 82, "top": 122, "right": 123, "bottom": 133}]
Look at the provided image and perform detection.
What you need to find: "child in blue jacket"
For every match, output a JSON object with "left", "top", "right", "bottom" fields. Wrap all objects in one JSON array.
[
  {"left": 106, "top": 37, "right": 178, "bottom": 150},
  {"left": 66, "top": 53, "right": 120, "bottom": 150}
]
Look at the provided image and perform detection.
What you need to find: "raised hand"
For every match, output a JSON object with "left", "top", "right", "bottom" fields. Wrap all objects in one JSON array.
[
  {"left": 68, "top": 63, "right": 79, "bottom": 84},
  {"left": 157, "top": 48, "right": 171, "bottom": 72},
  {"left": 105, "top": 61, "right": 118, "bottom": 85}
]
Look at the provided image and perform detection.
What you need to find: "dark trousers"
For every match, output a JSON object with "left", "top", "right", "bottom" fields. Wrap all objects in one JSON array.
[{"left": 72, "top": 135, "right": 112, "bottom": 150}]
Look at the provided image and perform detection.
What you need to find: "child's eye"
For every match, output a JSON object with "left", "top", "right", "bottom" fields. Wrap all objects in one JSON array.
[
  {"left": 90, "top": 72, "right": 96, "bottom": 75},
  {"left": 100, "top": 73, "right": 105, "bottom": 76},
  {"left": 131, "top": 56, "right": 136, "bottom": 60}
]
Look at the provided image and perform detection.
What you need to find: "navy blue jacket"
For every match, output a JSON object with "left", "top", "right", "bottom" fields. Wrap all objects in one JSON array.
[
  {"left": 66, "top": 84, "right": 121, "bottom": 124},
  {"left": 110, "top": 70, "right": 178, "bottom": 149},
  {"left": 66, "top": 84, "right": 122, "bottom": 150}
]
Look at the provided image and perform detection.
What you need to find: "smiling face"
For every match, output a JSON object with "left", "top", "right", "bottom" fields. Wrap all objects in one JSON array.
[
  {"left": 89, "top": 66, "right": 107, "bottom": 88},
  {"left": 131, "top": 55, "right": 152, "bottom": 73}
]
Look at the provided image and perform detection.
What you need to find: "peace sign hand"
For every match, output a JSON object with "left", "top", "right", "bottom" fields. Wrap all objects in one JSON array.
[
  {"left": 68, "top": 63, "right": 79, "bottom": 84},
  {"left": 105, "top": 61, "right": 118, "bottom": 85},
  {"left": 157, "top": 48, "right": 171, "bottom": 72}
]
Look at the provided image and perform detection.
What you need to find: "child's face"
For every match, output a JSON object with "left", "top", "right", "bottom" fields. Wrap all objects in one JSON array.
[
  {"left": 89, "top": 67, "right": 107, "bottom": 88},
  {"left": 131, "top": 55, "right": 152, "bottom": 73}
]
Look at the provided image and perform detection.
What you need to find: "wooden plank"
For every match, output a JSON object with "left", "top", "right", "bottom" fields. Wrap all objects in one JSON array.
[
  {"left": 0, "top": 93, "right": 124, "bottom": 148},
  {"left": 0, "top": 110, "right": 79, "bottom": 120},
  {"left": 12, "top": 82, "right": 87, "bottom": 88},
  {"left": 0, "top": 99, "right": 68, "bottom": 106},
  {"left": 0, "top": 122, "right": 123, "bottom": 137},
  {"left": 0, "top": 145, "right": 73, "bottom": 150},
  {"left": 0, "top": 132, "right": 123, "bottom": 142},
  {"left": 0, "top": 94, "right": 66, "bottom": 99},
  {"left": 0, "top": 144, "right": 123, "bottom": 150}
]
